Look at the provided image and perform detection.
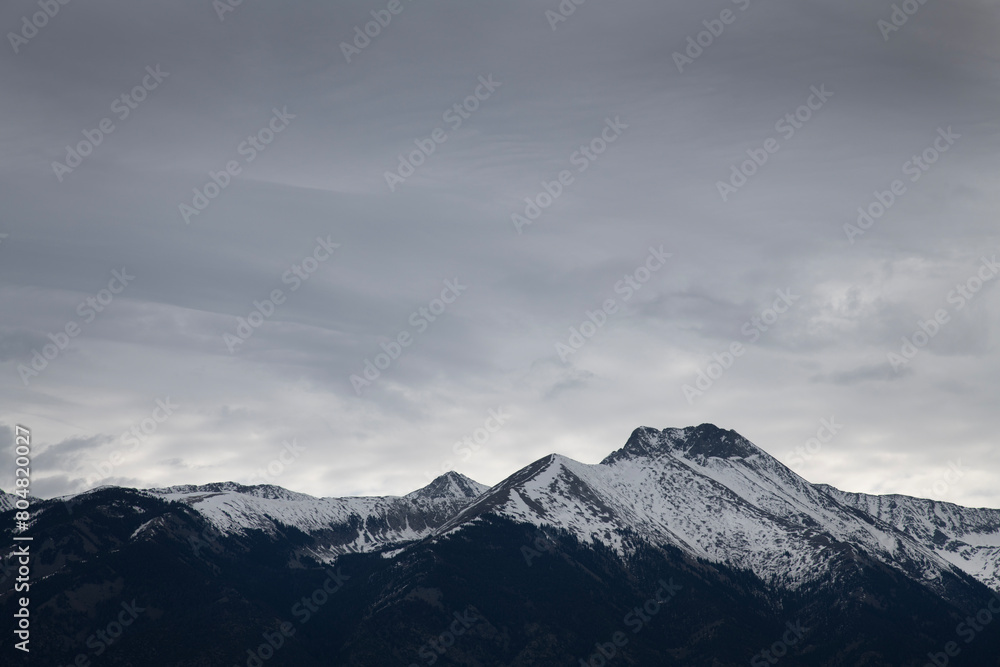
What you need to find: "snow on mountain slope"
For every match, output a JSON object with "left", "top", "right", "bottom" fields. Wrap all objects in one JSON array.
[
  {"left": 0, "top": 490, "right": 17, "bottom": 512},
  {"left": 107, "top": 424, "right": 1000, "bottom": 597},
  {"left": 818, "top": 485, "right": 1000, "bottom": 593},
  {"left": 433, "top": 425, "right": 977, "bottom": 594},
  {"left": 147, "top": 472, "right": 488, "bottom": 558}
]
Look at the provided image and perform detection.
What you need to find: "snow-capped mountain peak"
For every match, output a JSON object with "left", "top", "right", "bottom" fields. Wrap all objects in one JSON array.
[
  {"left": 404, "top": 471, "right": 489, "bottom": 501},
  {"left": 601, "top": 423, "right": 763, "bottom": 466},
  {"left": 21, "top": 425, "right": 1000, "bottom": 665},
  {"left": 428, "top": 425, "right": 997, "bottom": 597},
  {"left": 145, "top": 472, "right": 489, "bottom": 558},
  {"left": 65, "top": 425, "right": 999, "bottom": 598}
]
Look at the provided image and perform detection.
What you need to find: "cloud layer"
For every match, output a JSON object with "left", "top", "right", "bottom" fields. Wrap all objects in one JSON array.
[{"left": 1, "top": 0, "right": 998, "bottom": 507}]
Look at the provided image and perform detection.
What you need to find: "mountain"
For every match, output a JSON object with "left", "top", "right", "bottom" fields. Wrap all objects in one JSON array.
[
  {"left": 145, "top": 472, "right": 488, "bottom": 559},
  {"left": 819, "top": 484, "right": 1000, "bottom": 593},
  {"left": 0, "top": 489, "right": 18, "bottom": 512},
  {"left": 2, "top": 424, "right": 999, "bottom": 666},
  {"left": 432, "top": 424, "right": 997, "bottom": 597}
]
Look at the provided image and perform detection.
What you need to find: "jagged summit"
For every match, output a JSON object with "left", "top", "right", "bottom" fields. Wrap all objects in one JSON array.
[
  {"left": 422, "top": 423, "right": 1000, "bottom": 596},
  {"left": 404, "top": 471, "right": 489, "bottom": 500},
  {"left": 601, "top": 423, "right": 763, "bottom": 465}
]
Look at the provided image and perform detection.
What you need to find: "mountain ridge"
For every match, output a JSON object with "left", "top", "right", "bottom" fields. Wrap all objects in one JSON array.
[
  {"left": 5, "top": 423, "right": 1000, "bottom": 665},
  {"left": 7, "top": 424, "right": 999, "bottom": 594},
  {"left": 98, "top": 422, "right": 997, "bottom": 598}
]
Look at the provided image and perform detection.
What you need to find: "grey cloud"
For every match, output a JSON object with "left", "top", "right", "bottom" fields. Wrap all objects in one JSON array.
[{"left": 0, "top": 0, "right": 998, "bottom": 508}]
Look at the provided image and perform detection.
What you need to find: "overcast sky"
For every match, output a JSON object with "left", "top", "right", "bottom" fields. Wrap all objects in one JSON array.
[{"left": 1, "top": 0, "right": 998, "bottom": 508}]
